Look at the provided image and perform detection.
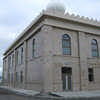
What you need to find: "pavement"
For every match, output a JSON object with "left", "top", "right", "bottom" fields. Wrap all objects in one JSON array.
[
  {"left": 0, "top": 86, "right": 100, "bottom": 100},
  {"left": 53, "top": 90, "right": 100, "bottom": 98},
  {"left": 0, "top": 86, "right": 39, "bottom": 96}
]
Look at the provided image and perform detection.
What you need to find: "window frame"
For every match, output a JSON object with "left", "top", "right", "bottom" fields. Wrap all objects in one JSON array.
[
  {"left": 20, "top": 71, "right": 23, "bottom": 83},
  {"left": 91, "top": 39, "right": 99, "bottom": 58},
  {"left": 11, "top": 73, "right": 13, "bottom": 83},
  {"left": 32, "top": 39, "right": 36, "bottom": 57},
  {"left": 16, "top": 50, "right": 19, "bottom": 65},
  {"left": 16, "top": 72, "right": 18, "bottom": 82},
  {"left": 4, "top": 59, "right": 7, "bottom": 71},
  {"left": 12, "top": 54, "right": 14, "bottom": 67},
  {"left": 9, "top": 56, "right": 11, "bottom": 68},
  {"left": 88, "top": 68, "right": 94, "bottom": 82},
  {"left": 21, "top": 48, "right": 24, "bottom": 64},
  {"left": 62, "top": 34, "right": 71, "bottom": 55}
]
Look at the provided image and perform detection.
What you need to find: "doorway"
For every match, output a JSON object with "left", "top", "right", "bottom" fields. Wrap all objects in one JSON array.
[{"left": 62, "top": 67, "right": 72, "bottom": 91}]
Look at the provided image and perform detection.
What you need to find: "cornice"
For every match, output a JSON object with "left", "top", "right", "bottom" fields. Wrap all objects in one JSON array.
[
  {"left": 4, "top": 10, "right": 100, "bottom": 56},
  {"left": 43, "top": 10, "right": 100, "bottom": 28}
]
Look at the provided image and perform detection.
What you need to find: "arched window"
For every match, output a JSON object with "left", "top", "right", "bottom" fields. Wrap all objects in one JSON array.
[
  {"left": 21, "top": 48, "right": 23, "bottom": 64},
  {"left": 16, "top": 50, "right": 19, "bottom": 64},
  {"left": 12, "top": 54, "right": 14, "bottom": 67},
  {"left": 9, "top": 56, "right": 11, "bottom": 68},
  {"left": 62, "top": 34, "right": 71, "bottom": 55},
  {"left": 91, "top": 39, "right": 98, "bottom": 57},
  {"left": 16, "top": 72, "right": 18, "bottom": 82},
  {"left": 32, "top": 39, "right": 36, "bottom": 57},
  {"left": 5, "top": 60, "right": 6, "bottom": 71}
]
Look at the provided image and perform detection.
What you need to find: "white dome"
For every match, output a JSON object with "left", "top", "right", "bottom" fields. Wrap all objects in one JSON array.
[{"left": 47, "top": 0, "right": 66, "bottom": 13}]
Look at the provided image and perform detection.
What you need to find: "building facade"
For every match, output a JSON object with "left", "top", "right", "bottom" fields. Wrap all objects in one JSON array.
[{"left": 2, "top": 4, "right": 100, "bottom": 92}]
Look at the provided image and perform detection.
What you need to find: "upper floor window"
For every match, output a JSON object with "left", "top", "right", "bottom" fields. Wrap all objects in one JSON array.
[
  {"left": 9, "top": 56, "right": 11, "bottom": 68},
  {"left": 4, "top": 60, "right": 7, "bottom": 71},
  {"left": 8, "top": 73, "right": 10, "bottom": 82},
  {"left": 32, "top": 39, "right": 36, "bottom": 57},
  {"left": 12, "top": 54, "right": 14, "bottom": 67},
  {"left": 62, "top": 34, "right": 71, "bottom": 55},
  {"left": 16, "top": 50, "right": 19, "bottom": 64},
  {"left": 16, "top": 72, "right": 18, "bottom": 82},
  {"left": 91, "top": 39, "right": 98, "bottom": 57},
  {"left": 21, "top": 48, "right": 23, "bottom": 64}
]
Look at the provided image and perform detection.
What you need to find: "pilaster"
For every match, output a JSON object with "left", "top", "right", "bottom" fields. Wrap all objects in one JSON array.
[
  {"left": 78, "top": 32, "right": 88, "bottom": 90},
  {"left": 41, "top": 25, "right": 54, "bottom": 92},
  {"left": 23, "top": 41, "right": 27, "bottom": 88},
  {"left": 13, "top": 50, "right": 16, "bottom": 88}
]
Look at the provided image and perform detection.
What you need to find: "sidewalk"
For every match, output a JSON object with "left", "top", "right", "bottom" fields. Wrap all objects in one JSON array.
[
  {"left": 0, "top": 86, "right": 39, "bottom": 96},
  {"left": 53, "top": 90, "right": 100, "bottom": 98},
  {"left": 0, "top": 86, "right": 100, "bottom": 99}
]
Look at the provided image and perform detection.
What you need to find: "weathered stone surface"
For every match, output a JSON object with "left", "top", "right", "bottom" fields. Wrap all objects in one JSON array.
[{"left": 2, "top": 7, "right": 100, "bottom": 92}]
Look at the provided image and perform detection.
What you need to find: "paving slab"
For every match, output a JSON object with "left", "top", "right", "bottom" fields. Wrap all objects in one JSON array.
[
  {"left": 0, "top": 86, "right": 100, "bottom": 100},
  {"left": 53, "top": 90, "right": 100, "bottom": 98}
]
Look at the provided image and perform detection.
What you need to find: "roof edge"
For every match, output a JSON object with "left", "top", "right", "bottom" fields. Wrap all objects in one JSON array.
[
  {"left": 3, "top": 10, "right": 46, "bottom": 56},
  {"left": 3, "top": 10, "right": 100, "bottom": 56}
]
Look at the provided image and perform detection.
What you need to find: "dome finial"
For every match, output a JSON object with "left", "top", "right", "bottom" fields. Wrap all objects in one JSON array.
[{"left": 46, "top": 0, "right": 66, "bottom": 13}]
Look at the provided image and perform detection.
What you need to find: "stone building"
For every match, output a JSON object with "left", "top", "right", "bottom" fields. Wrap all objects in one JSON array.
[{"left": 2, "top": 2, "right": 100, "bottom": 92}]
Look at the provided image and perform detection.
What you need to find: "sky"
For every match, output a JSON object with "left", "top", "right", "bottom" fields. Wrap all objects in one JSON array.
[{"left": 0, "top": 0, "right": 100, "bottom": 76}]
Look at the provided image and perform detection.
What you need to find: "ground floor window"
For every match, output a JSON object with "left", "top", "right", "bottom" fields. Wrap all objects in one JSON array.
[
  {"left": 88, "top": 68, "right": 94, "bottom": 82},
  {"left": 11, "top": 73, "right": 13, "bottom": 83},
  {"left": 20, "top": 71, "right": 23, "bottom": 83},
  {"left": 62, "top": 67, "right": 72, "bottom": 91},
  {"left": 8, "top": 73, "right": 10, "bottom": 82},
  {"left": 16, "top": 72, "right": 18, "bottom": 82}
]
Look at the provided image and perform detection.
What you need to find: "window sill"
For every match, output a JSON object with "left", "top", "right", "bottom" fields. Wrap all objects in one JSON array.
[
  {"left": 88, "top": 81, "right": 95, "bottom": 84},
  {"left": 53, "top": 54, "right": 79, "bottom": 58},
  {"left": 88, "top": 57, "right": 100, "bottom": 59},
  {"left": 16, "top": 63, "right": 24, "bottom": 66}
]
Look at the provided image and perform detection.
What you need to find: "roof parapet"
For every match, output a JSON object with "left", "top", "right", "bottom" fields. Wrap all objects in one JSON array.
[
  {"left": 65, "top": 12, "right": 100, "bottom": 25},
  {"left": 3, "top": 9, "right": 100, "bottom": 56}
]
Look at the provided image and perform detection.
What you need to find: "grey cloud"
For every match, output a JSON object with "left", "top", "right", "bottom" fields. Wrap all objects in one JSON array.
[
  {"left": 0, "top": 0, "right": 50, "bottom": 76},
  {"left": 0, "top": 0, "right": 100, "bottom": 76},
  {"left": 64, "top": 0, "right": 100, "bottom": 20},
  {"left": 0, "top": 14, "right": 27, "bottom": 26}
]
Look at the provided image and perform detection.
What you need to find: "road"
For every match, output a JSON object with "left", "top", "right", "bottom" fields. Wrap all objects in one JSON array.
[{"left": 0, "top": 94, "right": 41, "bottom": 100}]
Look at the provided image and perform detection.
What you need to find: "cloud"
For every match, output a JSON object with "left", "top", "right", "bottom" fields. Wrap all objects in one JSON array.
[
  {"left": 0, "top": 0, "right": 51, "bottom": 76},
  {"left": 64, "top": 0, "right": 100, "bottom": 20},
  {"left": 0, "top": 0, "right": 100, "bottom": 76}
]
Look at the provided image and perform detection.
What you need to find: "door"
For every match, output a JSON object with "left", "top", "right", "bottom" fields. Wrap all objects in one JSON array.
[
  {"left": 66, "top": 75, "right": 68, "bottom": 90},
  {"left": 62, "top": 67, "right": 72, "bottom": 91}
]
